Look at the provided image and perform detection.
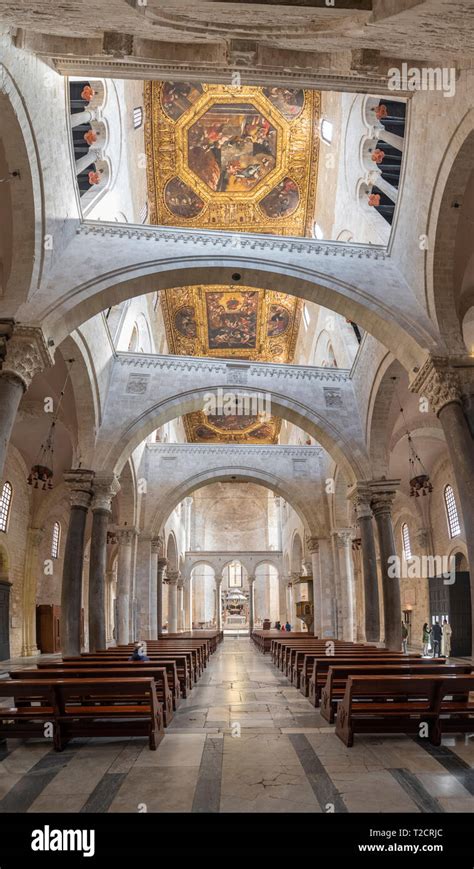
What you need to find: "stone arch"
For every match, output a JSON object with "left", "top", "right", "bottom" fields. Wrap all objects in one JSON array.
[
  {"left": 367, "top": 354, "right": 405, "bottom": 478},
  {"left": 290, "top": 531, "right": 303, "bottom": 575},
  {"left": 428, "top": 112, "right": 474, "bottom": 353},
  {"left": 152, "top": 468, "right": 317, "bottom": 538},
  {"left": 40, "top": 246, "right": 436, "bottom": 374},
  {"left": 103, "top": 387, "right": 368, "bottom": 482},
  {"left": 166, "top": 531, "right": 178, "bottom": 572},
  {"left": 0, "top": 64, "right": 43, "bottom": 301}
]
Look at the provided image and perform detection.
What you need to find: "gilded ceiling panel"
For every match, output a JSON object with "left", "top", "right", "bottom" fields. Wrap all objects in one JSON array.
[
  {"left": 145, "top": 82, "right": 320, "bottom": 235},
  {"left": 161, "top": 285, "right": 302, "bottom": 443}
]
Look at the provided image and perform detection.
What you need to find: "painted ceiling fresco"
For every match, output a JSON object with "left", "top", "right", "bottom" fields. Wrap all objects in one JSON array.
[
  {"left": 161, "top": 285, "right": 302, "bottom": 443},
  {"left": 145, "top": 82, "right": 320, "bottom": 235}
]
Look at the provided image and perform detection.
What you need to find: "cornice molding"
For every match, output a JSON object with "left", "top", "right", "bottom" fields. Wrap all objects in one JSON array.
[
  {"left": 77, "top": 221, "right": 388, "bottom": 260},
  {"left": 116, "top": 352, "right": 351, "bottom": 383},
  {"left": 147, "top": 444, "right": 323, "bottom": 458}
]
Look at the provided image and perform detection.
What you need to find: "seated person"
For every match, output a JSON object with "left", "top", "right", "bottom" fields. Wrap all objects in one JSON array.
[
  {"left": 128, "top": 641, "right": 150, "bottom": 662},
  {"left": 285, "top": 621, "right": 291, "bottom": 632},
  {"left": 275, "top": 620, "right": 281, "bottom": 630}
]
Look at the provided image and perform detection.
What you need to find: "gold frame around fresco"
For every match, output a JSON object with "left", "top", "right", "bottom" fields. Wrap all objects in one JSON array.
[{"left": 144, "top": 82, "right": 320, "bottom": 237}]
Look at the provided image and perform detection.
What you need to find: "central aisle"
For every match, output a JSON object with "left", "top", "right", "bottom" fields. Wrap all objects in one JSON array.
[{"left": 1, "top": 638, "right": 472, "bottom": 814}]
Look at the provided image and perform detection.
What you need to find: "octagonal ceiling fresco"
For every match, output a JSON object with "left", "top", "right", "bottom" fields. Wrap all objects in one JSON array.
[
  {"left": 161, "top": 285, "right": 302, "bottom": 443},
  {"left": 145, "top": 82, "right": 320, "bottom": 235}
]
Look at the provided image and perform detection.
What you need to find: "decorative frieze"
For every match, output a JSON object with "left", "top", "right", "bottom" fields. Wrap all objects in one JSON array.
[{"left": 147, "top": 444, "right": 323, "bottom": 458}]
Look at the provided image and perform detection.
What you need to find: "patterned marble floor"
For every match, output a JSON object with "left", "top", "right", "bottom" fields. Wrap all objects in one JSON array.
[{"left": 0, "top": 638, "right": 473, "bottom": 813}]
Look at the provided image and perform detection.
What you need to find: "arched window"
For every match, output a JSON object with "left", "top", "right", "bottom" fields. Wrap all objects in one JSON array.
[
  {"left": 321, "top": 119, "right": 333, "bottom": 144},
  {"left": 51, "top": 521, "right": 61, "bottom": 559},
  {"left": 0, "top": 482, "right": 12, "bottom": 533},
  {"left": 401, "top": 522, "right": 412, "bottom": 560},
  {"left": 133, "top": 107, "right": 143, "bottom": 129},
  {"left": 444, "top": 484, "right": 461, "bottom": 538}
]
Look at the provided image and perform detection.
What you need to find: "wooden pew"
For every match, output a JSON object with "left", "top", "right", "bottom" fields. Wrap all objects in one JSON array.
[
  {"left": 39, "top": 658, "right": 181, "bottom": 707},
  {"left": 66, "top": 651, "right": 195, "bottom": 691},
  {"left": 308, "top": 655, "right": 424, "bottom": 706},
  {"left": 251, "top": 630, "right": 309, "bottom": 654},
  {"left": 11, "top": 666, "right": 175, "bottom": 725},
  {"left": 301, "top": 649, "right": 413, "bottom": 697},
  {"left": 0, "top": 681, "right": 57, "bottom": 744},
  {"left": 321, "top": 662, "right": 472, "bottom": 723},
  {"left": 53, "top": 677, "right": 164, "bottom": 750},
  {"left": 290, "top": 644, "right": 378, "bottom": 684},
  {"left": 336, "top": 673, "right": 474, "bottom": 747}
]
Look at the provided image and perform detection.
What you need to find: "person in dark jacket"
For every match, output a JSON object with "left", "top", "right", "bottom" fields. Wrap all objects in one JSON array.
[
  {"left": 128, "top": 641, "right": 150, "bottom": 662},
  {"left": 285, "top": 621, "right": 291, "bottom": 632},
  {"left": 431, "top": 621, "right": 442, "bottom": 657}
]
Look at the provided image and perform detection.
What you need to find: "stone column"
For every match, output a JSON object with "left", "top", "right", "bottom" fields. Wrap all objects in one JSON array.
[
  {"left": 105, "top": 568, "right": 115, "bottom": 644},
  {"left": 135, "top": 534, "right": 153, "bottom": 640},
  {"left": 349, "top": 485, "right": 380, "bottom": 642},
  {"left": 157, "top": 557, "right": 167, "bottom": 636},
  {"left": 0, "top": 325, "right": 52, "bottom": 480},
  {"left": 167, "top": 570, "right": 179, "bottom": 633},
  {"left": 21, "top": 526, "right": 44, "bottom": 656},
  {"left": 75, "top": 147, "right": 100, "bottom": 175},
  {"left": 88, "top": 474, "right": 120, "bottom": 651},
  {"left": 411, "top": 357, "right": 474, "bottom": 651},
  {"left": 376, "top": 129, "right": 404, "bottom": 151},
  {"left": 71, "top": 109, "right": 94, "bottom": 128},
  {"left": 307, "top": 538, "right": 321, "bottom": 636},
  {"left": 61, "top": 470, "right": 94, "bottom": 655},
  {"left": 278, "top": 577, "right": 288, "bottom": 626},
  {"left": 116, "top": 527, "right": 136, "bottom": 645},
  {"left": 248, "top": 575, "right": 255, "bottom": 633},
  {"left": 149, "top": 537, "right": 161, "bottom": 639},
  {"left": 336, "top": 530, "right": 355, "bottom": 641},
  {"left": 319, "top": 538, "right": 336, "bottom": 637},
  {"left": 215, "top": 579, "right": 222, "bottom": 631},
  {"left": 370, "top": 480, "right": 401, "bottom": 651},
  {"left": 177, "top": 579, "right": 185, "bottom": 632}
]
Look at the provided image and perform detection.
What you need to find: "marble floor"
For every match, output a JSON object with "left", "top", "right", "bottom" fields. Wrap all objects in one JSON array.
[{"left": 0, "top": 638, "right": 474, "bottom": 813}]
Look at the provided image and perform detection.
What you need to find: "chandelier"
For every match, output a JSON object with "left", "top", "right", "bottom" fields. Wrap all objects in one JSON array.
[
  {"left": 393, "top": 378, "right": 433, "bottom": 498},
  {"left": 27, "top": 359, "right": 75, "bottom": 490}
]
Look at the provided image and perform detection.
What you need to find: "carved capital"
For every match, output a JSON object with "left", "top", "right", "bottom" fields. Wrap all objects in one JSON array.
[
  {"left": 409, "top": 356, "right": 462, "bottom": 416},
  {"left": 348, "top": 483, "right": 373, "bottom": 521},
  {"left": 369, "top": 479, "right": 400, "bottom": 518},
  {"left": 64, "top": 469, "right": 95, "bottom": 510},
  {"left": 0, "top": 326, "right": 53, "bottom": 390},
  {"left": 116, "top": 526, "right": 138, "bottom": 546},
  {"left": 157, "top": 557, "right": 168, "bottom": 578},
  {"left": 306, "top": 536, "right": 319, "bottom": 554},
  {"left": 166, "top": 569, "right": 179, "bottom": 585},
  {"left": 91, "top": 473, "right": 120, "bottom": 513},
  {"left": 151, "top": 536, "right": 164, "bottom": 555},
  {"left": 335, "top": 528, "right": 353, "bottom": 547}
]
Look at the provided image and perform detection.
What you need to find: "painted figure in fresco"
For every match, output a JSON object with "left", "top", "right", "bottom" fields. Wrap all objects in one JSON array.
[
  {"left": 260, "top": 177, "right": 299, "bottom": 219},
  {"left": 161, "top": 82, "right": 203, "bottom": 121},
  {"left": 267, "top": 304, "right": 290, "bottom": 337},
  {"left": 263, "top": 87, "right": 304, "bottom": 120},
  {"left": 164, "top": 177, "right": 205, "bottom": 219},
  {"left": 188, "top": 103, "right": 277, "bottom": 193},
  {"left": 206, "top": 291, "right": 258, "bottom": 350},
  {"left": 174, "top": 306, "right": 197, "bottom": 338}
]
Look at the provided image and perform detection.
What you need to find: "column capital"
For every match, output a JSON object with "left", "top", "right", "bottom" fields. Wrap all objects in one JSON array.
[
  {"left": 409, "top": 355, "right": 462, "bottom": 416},
  {"left": 369, "top": 479, "right": 400, "bottom": 516},
  {"left": 306, "top": 536, "right": 319, "bottom": 554},
  {"left": 158, "top": 556, "right": 168, "bottom": 570},
  {"left": 151, "top": 536, "right": 164, "bottom": 555},
  {"left": 247, "top": 574, "right": 256, "bottom": 584},
  {"left": 116, "top": 525, "right": 138, "bottom": 546},
  {"left": 347, "top": 482, "right": 373, "bottom": 519},
  {"left": 91, "top": 473, "right": 120, "bottom": 513},
  {"left": 64, "top": 469, "right": 95, "bottom": 509},
  {"left": 335, "top": 528, "right": 353, "bottom": 547},
  {"left": 166, "top": 569, "right": 179, "bottom": 585},
  {"left": 0, "top": 325, "right": 54, "bottom": 391}
]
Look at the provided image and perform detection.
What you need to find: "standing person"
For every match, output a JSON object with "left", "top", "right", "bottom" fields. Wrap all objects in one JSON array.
[
  {"left": 422, "top": 622, "right": 431, "bottom": 656},
  {"left": 442, "top": 619, "right": 453, "bottom": 657},
  {"left": 285, "top": 621, "right": 291, "bottom": 632},
  {"left": 431, "top": 620, "right": 442, "bottom": 657},
  {"left": 401, "top": 620, "right": 409, "bottom": 654}
]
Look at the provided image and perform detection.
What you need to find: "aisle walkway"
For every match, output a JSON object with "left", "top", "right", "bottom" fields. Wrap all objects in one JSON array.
[{"left": 0, "top": 639, "right": 473, "bottom": 813}]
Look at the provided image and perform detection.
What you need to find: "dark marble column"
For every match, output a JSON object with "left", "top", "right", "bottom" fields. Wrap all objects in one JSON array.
[
  {"left": 349, "top": 485, "right": 380, "bottom": 642},
  {"left": 370, "top": 482, "right": 401, "bottom": 651},
  {"left": 157, "top": 557, "right": 167, "bottom": 637},
  {"left": 88, "top": 474, "right": 120, "bottom": 651},
  {"left": 61, "top": 471, "right": 94, "bottom": 656},
  {"left": 0, "top": 325, "right": 52, "bottom": 479},
  {"left": 410, "top": 356, "right": 474, "bottom": 653}
]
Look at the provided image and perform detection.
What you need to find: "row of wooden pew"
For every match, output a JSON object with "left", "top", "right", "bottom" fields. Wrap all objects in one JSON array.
[
  {"left": 257, "top": 634, "right": 474, "bottom": 746},
  {"left": 0, "top": 631, "right": 223, "bottom": 751}
]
